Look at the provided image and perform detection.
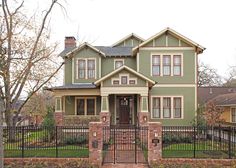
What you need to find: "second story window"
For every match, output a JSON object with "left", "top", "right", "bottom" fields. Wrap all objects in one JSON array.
[
  {"left": 77, "top": 58, "right": 96, "bottom": 79},
  {"left": 88, "top": 59, "right": 95, "bottom": 79},
  {"left": 173, "top": 55, "right": 181, "bottom": 76},
  {"left": 78, "top": 60, "right": 86, "bottom": 79},
  {"left": 163, "top": 55, "right": 171, "bottom": 76},
  {"left": 114, "top": 59, "right": 124, "bottom": 69},
  {"left": 152, "top": 55, "right": 160, "bottom": 76},
  {"left": 121, "top": 76, "right": 128, "bottom": 84}
]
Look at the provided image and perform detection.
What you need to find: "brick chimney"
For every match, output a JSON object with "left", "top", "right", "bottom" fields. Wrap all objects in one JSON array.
[{"left": 64, "top": 36, "right": 76, "bottom": 49}]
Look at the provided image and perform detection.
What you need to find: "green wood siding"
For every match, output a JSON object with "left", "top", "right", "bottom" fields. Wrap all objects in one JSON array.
[
  {"left": 155, "top": 34, "right": 166, "bottom": 46},
  {"left": 101, "top": 57, "right": 136, "bottom": 76},
  {"left": 168, "top": 34, "right": 179, "bottom": 46},
  {"left": 64, "top": 58, "right": 72, "bottom": 84},
  {"left": 114, "top": 36, "right": 142, "bottom": 47},
  {"left": 150, "top": 87, "right": 196, "bottom": 126},
  {"left": 139, "top": 50, "right": 196, "bottom": 84}
]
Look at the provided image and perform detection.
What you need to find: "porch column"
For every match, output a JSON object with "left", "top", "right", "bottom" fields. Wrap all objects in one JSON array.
[
  {"left": 138, "top": 95, "right": 149, "bottom": 126},
  {"left": 54, "top": 96, "right": 64, "bottom": 126},
  {"left": 100, "top": 95, "right": 110, "bottom": 126}
]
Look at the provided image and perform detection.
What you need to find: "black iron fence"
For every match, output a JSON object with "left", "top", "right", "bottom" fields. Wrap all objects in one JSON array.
[
  {"left": 102, "top": 125, "right": 148, "bottom": 164},
  {"left": 3, "top": 126, "right": 89, "bottom": 158},
  {"left": 162, "top": 126, "right": 236, "bottom": 159}
]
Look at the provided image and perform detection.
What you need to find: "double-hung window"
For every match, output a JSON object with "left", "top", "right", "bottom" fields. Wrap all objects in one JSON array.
[
  {"left": 78, "top": 60, "right": 86, "bottom": 79},
  {"left": 163, "top": 97, "right": 171, "bottom": 118},
  {"left": 232, "top": 108, "right": 236, "bottom": 123},
  {"left": 152, "top": 97, "right": 161, "bottom": 118},
  {"left": 87, "top": 59, "right": 95, "bottom": 79},
  {"left": 76, "top": 98, "right": 96, "bottom": 116},
  {"left": 174, "top": 98, "right": 181, "bottom": 118},
  {"left": 163, "top": 55, "right": 171, "bottom": 76},
  {"left": 152, "top": 55, "right": 160, "bottom": 76},
  {"left": 173, "top": 55, "right": 181, "bottom": 76},
  {"left": 77, "top": 59, "right": 95, "bottom": 79}
]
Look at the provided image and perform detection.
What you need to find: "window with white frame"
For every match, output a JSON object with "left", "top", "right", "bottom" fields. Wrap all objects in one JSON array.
[
  {"left": 173, "top": 55, "right": 181, "bottom": 76},
  {"left": 152, "top": 55, "right": 160, "bottom": 76},
  {"left": 151, "top": 54, "right": 183, "bottom": 77},
  {"left": 77, "top": 59, "right": 96, "bottom": 79},
  {"left": 232, "top": 108, "right": 236, "bottom": 123},
  {"left": 152, "top": 96, "right": 183, "bottom": 119},
  {"left": 114, "top": 59, "right": 124, "bottom": 69},
  {"left": 163, "top": 97, "right": 171, "bottom": 118},
  {"left": 78, "top": 60, "right": 86, "bottom": 79},
  {"left": 76, "top": 98, "right": 96, "bottom": 115},
  {"left": 173, "top": 97, "right": 181, "bottom": 118},
  {"left": 163, "top": 55, "right": 171, "bottom": 76},
  {"left": 152, "top": 97, "right": 161, "bottom": 118},
  {"left": 112, "top": 74, "right": 137, "bottom": 85}
]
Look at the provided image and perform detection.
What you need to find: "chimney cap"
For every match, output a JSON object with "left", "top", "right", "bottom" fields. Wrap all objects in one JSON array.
[{"left": 65, "top": 36, "right": 76, "bottom": 40}]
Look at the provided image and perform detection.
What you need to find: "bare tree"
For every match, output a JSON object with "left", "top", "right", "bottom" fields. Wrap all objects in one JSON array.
[
  {"left": 0, "top": 86, "right": 4, "bottom": 168},
  {"left": 22, "top": 90, "right": 54, "bottom": 126},
  {"left": 198, "top": 62, "right": 223, "bottom": 86},
  {"left": 0, "top": 0, "right": 64, "bottom": 140},
  {"left": 223, "top": 66, "right": 236, "bottom": 86}
]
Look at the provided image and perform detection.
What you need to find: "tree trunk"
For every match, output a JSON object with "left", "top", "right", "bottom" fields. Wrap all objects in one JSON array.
[{"left": 0, "top": 95, "right": 4, "bottom": 168}]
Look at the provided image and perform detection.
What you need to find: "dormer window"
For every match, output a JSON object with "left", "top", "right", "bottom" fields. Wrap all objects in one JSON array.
[
  {"left": 114, "top": 59, "right": 124, "bottom": 69},
  {"left": 111, "top": 74, "right": 137, "bottom": 85}
]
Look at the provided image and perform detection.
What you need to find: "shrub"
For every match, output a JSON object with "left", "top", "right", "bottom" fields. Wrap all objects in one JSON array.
[{"left": 64, "top": 136, "right": 88, "bottom": 145}]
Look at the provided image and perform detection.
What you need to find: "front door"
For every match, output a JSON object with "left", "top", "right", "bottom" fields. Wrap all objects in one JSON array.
[{"left": 119, "top": 97, "right": 130, "bottom": 125}]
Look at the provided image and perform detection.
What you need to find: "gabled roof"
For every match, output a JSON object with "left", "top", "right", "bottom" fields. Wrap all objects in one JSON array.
[
  {"left": 60, "top": 42, "right": 106, "bottom": 58},
  {"left": 133, "top": 27, "right": 206, "bottom": 54},
  {"left": 112, "top": 33, "right": 145, "bottom": 47},
  {"left": 211, "top": 93, "right": 236, "bottom": 106},
  {"left": 94, "top": 65, "right": 156, "bottom": 85}
]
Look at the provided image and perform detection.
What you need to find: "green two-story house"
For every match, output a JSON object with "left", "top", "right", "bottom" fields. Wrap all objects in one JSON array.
[{"left": 48, "top": 28, "right": 205, "bottom": 126}]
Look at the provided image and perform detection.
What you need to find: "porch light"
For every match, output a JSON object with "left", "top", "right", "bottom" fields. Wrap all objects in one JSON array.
[
  {"left": 143, "top": 116, "right": 147, "bottom": 122},
  {"left": 154, "top": 132, "right": 158, "bottom": 138},
  {"left": 102, "top": 116, "right": 106, "bottom": 122},
  {"left": 93, "top": 132, "right": 97, "bottom": 137}
]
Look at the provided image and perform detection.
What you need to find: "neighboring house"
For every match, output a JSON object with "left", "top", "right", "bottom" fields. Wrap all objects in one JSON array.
[
  {"left": 198, "top": 87, "right": 236, "bottom": 124},
  {"left": 48, "top": 28, "right": 205, "bottom": 126}
]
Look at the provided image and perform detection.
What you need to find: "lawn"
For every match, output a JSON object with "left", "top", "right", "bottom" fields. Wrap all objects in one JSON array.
[
  {"left": 4, "top": 146, "right": 89, "bottom": 158},
  {"left": 163, "top": 142, "right": 232, "bottom": 159}
]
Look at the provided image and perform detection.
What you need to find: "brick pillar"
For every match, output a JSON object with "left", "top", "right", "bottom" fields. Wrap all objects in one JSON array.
[
  {"left": 139, "top": 95, "right": 149, "bottom": 126},
  {"left": 148, "top": 122, "right": 162, "bottom": 164},
  {"left": 89, "top": 122, "right": 103, "bottom": 167},
  {"left": 54, "top": 112, "right": 63, "bottom": 126}
]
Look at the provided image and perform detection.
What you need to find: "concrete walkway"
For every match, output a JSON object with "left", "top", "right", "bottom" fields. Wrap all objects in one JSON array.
[{"left": 102, "top": 163, "right": 149, "bottom": 168}]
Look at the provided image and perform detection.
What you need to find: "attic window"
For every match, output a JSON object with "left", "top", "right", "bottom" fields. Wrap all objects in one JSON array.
[
  {"left": 121, "top": 76, "right": 128, "bottom": 84},
  {"left": 129, "top": 80, "right": 136, "bottom": 85},
  {"left": 113, "top": 80, "right": 119, "bottom": 85}
]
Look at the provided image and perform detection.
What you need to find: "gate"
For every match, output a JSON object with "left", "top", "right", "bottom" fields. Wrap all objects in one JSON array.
[{"left": 102, "top": 125, "right": 148, "bottom": 164}]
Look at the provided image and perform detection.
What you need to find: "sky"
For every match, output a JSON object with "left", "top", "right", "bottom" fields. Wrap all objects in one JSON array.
[{"left": 27, "top": 0, "right": 236, "bottom": 78}]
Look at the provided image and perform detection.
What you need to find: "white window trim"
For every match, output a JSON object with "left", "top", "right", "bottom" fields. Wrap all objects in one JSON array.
[
  {"left": 111, "top": 73, "right": 137, "bottom": 85},
  {"left": 151, "top": 96, "right": 184, "bottom": 119},
  {"left": 75, "top": 97, "right": 97, "bottom": 116},
  {"left": 114, "top": 59, "right": 124, "bottom": 70},
  {"left": 150, "top": 53, "right": 183, "bottom": 77},
  {"left": 231, "top": 107, "right": 236, "bottom": 123},
  {"left": 76, "top": 58, "right": 97, "bottom": 80},
  {"left": 55, "top": 97, "right": 62, "bottom": 112}
]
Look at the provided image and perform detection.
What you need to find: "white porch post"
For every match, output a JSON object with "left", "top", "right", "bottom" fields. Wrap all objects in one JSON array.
[
  {"left": 100, "top": 94, "right": 110, "bottom": 125},
  {"left": 139, "top": 94, "right": 149, "bottom": 126},
  {"left": 54, "top": 96, "right": 64, "bottom": 126}
]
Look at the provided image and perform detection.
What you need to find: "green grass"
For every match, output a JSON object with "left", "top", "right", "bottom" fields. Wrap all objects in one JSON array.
[{"left": 4, "top": 146, "right": 89, "bottom": 158}]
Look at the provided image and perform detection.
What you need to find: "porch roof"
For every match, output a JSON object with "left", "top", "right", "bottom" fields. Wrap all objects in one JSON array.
[
  {"left": 94, "top": 65, "right": 156, "bottom": 86},
  {"left": 45, "top": 83, "right": 97, "bottom": 91}
]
